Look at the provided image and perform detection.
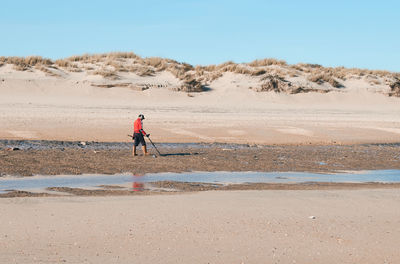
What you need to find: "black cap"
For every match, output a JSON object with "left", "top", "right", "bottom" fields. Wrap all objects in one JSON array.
[{"left": 138, "top": 114, "right": 145, "bottom": 120}]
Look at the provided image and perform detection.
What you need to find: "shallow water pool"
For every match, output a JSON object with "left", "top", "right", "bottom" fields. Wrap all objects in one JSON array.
[{"left": 1, "top": 170, "right": 400, "bottom": 194}]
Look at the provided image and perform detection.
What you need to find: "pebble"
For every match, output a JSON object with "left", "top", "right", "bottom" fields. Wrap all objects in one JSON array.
[{"left": 309, "top": 216, "right": 316, "bottom": 219}]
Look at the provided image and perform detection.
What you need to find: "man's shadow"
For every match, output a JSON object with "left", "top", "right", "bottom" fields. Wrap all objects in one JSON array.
[{"left": 158, "top": 152, "right": 199, "bottom": 157}]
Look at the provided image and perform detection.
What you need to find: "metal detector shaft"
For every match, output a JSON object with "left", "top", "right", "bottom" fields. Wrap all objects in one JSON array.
[{"left": 147, "top": 137, "right": 162, "bottom": 156}]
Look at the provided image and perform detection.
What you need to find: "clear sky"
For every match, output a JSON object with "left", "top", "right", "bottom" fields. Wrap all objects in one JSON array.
[{"left": 1, "top": 0, "right": 399, "bottom": 71}]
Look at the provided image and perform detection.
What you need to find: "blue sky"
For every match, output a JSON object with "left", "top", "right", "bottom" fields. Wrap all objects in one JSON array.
[{"left": 1, "top": 0, "right": 399, "bottom": 71}]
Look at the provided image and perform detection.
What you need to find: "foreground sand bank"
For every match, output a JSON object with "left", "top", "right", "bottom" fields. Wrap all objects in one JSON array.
[{"left": 1, "top": 190, "right": 399, "bottom": 264}]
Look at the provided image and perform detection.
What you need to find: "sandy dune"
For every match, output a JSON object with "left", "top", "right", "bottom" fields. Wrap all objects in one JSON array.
[{"left": 1, "top": 61, "right": 400, "bottom": 144}]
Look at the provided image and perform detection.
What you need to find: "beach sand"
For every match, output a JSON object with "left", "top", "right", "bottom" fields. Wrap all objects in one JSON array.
[
  {"left": 1, "top": 190, "right": 400, "bottom": 264},
  {"left": 1, "top": 65, "right": 400, "bottom": 145}
]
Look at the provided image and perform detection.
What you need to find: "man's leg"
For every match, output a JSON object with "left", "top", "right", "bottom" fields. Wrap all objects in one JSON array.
[
  {"left": 133, "top": 145, "right": 137, "bottom": 156},
  {"left": 133, "top": 134, "right": 138, "bottom": 156},
  {"left": 142, "top": 145, "right": 149, "bottom": 156}
]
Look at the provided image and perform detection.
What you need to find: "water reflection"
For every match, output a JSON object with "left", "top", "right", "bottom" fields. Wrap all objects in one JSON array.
[{"left": 132, "top": 174, "right": 144, "bottom": 192}]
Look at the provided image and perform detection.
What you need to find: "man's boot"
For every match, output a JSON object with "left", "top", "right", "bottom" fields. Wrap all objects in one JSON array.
[{"left": 142, "top": 146, "right": 149, "bottom": 156}]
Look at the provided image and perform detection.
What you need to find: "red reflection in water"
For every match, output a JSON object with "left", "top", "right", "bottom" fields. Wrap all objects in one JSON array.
[{"left": 132, "top": 174, "right": 144, "bottom": 191}]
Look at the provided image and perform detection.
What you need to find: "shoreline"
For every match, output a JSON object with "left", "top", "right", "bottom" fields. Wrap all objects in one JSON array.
[{"left": 2, "top": 182, "right": 400, "bottom": 198}]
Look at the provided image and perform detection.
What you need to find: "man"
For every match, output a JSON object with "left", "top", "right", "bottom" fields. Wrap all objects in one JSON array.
[{"left": 133, "top": 114, "right": 150, "bottom": 156}]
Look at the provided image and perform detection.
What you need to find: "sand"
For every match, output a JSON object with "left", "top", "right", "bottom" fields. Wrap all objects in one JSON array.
[
  {"left": 2, "top": 142, "right": 400, "bottom": 177},
  {"left": 1, "top": 190, "right": 400, "bottom": 264},
  {"left": 1, "top": 65, "right": 400, "bottom": 144}
]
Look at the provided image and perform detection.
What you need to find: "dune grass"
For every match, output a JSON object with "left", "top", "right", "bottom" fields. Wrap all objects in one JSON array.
[
  {"left": 307, "top": 73, "right": 343, "bottom": 88},
  {"left": 1, "top": 52, "right": 399, "bottom": 95}
]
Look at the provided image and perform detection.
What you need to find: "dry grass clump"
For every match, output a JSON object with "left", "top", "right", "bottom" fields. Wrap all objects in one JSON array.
[
  {"left": 143, "top": 57, "right": 167, "bottom": 70},
  {"left": 55, "top": 60, "right": 82, "bottom": 72},
  {"left": 167, "top": 63, "right": 193, "bottom": 80},
  {"left": 25, "top": 56, "right": 53, "bottom": 66},
  {"left": 55, "top": 59, "right": 71, "bottom": 68},
  {"left": 217, "top": 63, "right": 265, "bottom": 76},
  {"left": 389, "top": 80, "right": 400, "bottom": 97},
  {"left": 66, "top": 54, "right": 93, "bottom": 62},
  {"left": 199, "top": 64, "right": 217, "bottom": 72},
  {"left": 251, "top": 69, "right": 267, "bottom": 76},
  {"left": 106, "top": 61, "right": 129, "bottom": 72},
  {"left": 68, "top": 65, "right": 83, "bottom": 72},
  {"left": 92, "top": 69, "right": 119, "bottom": 80},
  {"left": 254, "top": 75, "right": 330, "bottom": 94},
  {"left": 137, "top": 57, "right": 195, "bottom": 80},
  {"left": 0, "top": 56, "right": 53, "bottom": 71},
  {"left": 307, "top": 73, "right": 343, "bottom": 88},
  {"left": 290, "top": 63, "right": 322, "bottom": 74},
  {"left": 63, "top": 52, "right": 138, "bottom": 64},
  {"left": 175, "top": 77, "right": 205, "bottom": 92},
  {"left": 325, "top": 67, "right": 347, "bottom": 80},
  {"left": 256, "top": 75, "right": 293, "bottom": 93},
  {"left": 343, "top": 68, "right": 391, "bottom": 78},
  {"left": 195, "top": 71, "right": 223, "bottom": 84},
  {"left": 315, "top": 67, "right": 393, "bottom": 80},
  {"left": 193, "top": 65, "right": 224, "bottom": 83},
  {"left": 129, "top": 66, "right": 155, "bottom": 77},
  {"left": 35, "top": 65, "right": 62, "bottom": 77},
  {"left": 167, "top": 65, "right": 187, "bottom": 79},
  {"left": 106, "top": 52, "right": 138, "bottom": 59},
  {"left": 195, "top": 61, "right": 276, "bottom": 79},
  {"left": 216, "top": 61, "right": 236, "bottom": 69},
  {"left": 220, "top": 64, "right": 251, "bottom": 74},
  {"left": 13, "top": 64, "right": 29, "bottom": 71},
  {"left": 248, "top": 58, "right": 287, "bottom": 67}
]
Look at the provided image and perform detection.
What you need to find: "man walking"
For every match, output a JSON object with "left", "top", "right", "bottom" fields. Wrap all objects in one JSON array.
[{"left": 133, "top": 114, "right": 150, "bottom": 156}]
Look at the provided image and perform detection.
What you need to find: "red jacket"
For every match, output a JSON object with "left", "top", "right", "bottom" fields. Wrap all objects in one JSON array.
[{"left": 134, "top": 118, "right": 146, "bottom": 135}]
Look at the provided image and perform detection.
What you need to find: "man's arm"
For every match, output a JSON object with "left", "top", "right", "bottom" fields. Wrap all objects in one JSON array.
[{"left": 140, "top": 129, "right": 148, "bottom": 136}]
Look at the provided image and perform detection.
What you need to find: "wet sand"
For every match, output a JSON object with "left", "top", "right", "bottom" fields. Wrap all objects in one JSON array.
[
  {"left": 1, "top": 141, "right": 400, "bottom": 197},
  {"left": 1, "top": 141, "right": 400, "bottom": 177}
]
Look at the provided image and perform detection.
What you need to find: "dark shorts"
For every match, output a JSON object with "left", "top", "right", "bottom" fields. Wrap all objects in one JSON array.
[{"left": 134, "top": 133, "right": 146, "bottom": 147}]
